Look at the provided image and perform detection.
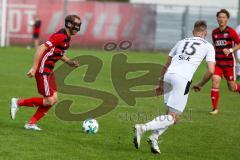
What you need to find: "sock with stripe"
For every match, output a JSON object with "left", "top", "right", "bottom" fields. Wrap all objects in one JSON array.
[
  {"left": 149, "top": 127, "right": 168, "bottom": 140},
  {"left": 211, "top": 88, "right": 219, "bottom": 110},
  {"left": 142, "top": 115, "right": 174, "bottom": 132}
]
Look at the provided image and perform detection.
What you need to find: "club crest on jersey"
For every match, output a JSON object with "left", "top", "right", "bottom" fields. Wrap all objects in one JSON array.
[{"left": 223, "top": 33, "right": 229, "bottom": 38}]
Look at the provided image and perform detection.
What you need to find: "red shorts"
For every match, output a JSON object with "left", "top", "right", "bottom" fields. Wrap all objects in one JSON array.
[
  {"left": 35, "top": 73, "right": 57, "bottom": 97},
  {"left": 214, "top": 65, "right": 235, "bottom": 81}
]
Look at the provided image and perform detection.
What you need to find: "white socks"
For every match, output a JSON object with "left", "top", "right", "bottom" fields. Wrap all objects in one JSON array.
[
  {"left": 150, "top": 128, "right": 168, "bottom": 140},
  {"left": 143, "top": 115, "right": 174, "bottom": 132}
]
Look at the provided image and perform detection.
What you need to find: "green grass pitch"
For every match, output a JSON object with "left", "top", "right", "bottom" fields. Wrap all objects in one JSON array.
[{"left": 0, "top": 46, "right": 239, "bottom": 160}]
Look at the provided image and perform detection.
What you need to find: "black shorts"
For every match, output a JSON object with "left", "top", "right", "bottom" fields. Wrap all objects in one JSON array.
[{"left": 33, "top": 33, "right": 39, "bottom": 39}]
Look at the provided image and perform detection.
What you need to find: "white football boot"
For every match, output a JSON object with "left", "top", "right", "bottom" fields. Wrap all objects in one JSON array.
[
  {"left": 24, "top": 123, "right": 42, "bottom": 131},
  {"left": 133, "top": 124, "right": 145, "bottom": 149},
  {"left": 148, "top": 136, "right": 161, "bottom": 154},
  {"left": 209, "top": 109, "right": 219, "bottom": 115},
  {"left": 10, "top": 98, "right": 19, "bottom": 120}
]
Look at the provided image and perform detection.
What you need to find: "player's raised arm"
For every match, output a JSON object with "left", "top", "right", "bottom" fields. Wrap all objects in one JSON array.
[
  {"left": 193, "top": 44, "right": 215, "bottom": 92},
  {"left": 193, "top": 62, "right": 215, "bottom": 92},
  {"left": 158, "top": 56, "right": 172, "bottom": 81},
  {"left": 27, "top": 44, "right": 47, "bottom": 78}
]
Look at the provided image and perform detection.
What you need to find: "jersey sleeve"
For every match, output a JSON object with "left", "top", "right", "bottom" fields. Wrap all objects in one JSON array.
[
  {"left": 44, "top": 33, "right": 65, "bottom": 49},
  {"left": 206, "top": 44, "right": 216, "bottom": 62},
  {"left": 169, "top": 41, "right": 181, "bottom": 57}
]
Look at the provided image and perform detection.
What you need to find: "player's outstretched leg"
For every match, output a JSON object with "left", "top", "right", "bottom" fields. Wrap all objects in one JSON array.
[
  {"left": 24, "top": 105, "right": 52, "bottom": 131},
  {"left": 210, "top": 88, "right": 219, "bottom": 115},
  {"left": 133, "top": 114, "right": 174, "bottom": 153},
  {"left": 10, "top": 95, "right": 56, "bottom": 131},
  {"left": 210, "top": 75, "right": 221, "bottom": 115},
  {"left": 10, "top": 97, "right": 45, "bottom": 120},
  {"left": 148, "top": 136, "right": 161, "bottom": 154},
  {"left": 23, "top": 93, "right": 57, "bottom": 131},
  {"left": 133, "top": 124, "right": 145, "bottom": 149},
  {"left": 147, "top": 128, "right": 168, "bottom": 154}
]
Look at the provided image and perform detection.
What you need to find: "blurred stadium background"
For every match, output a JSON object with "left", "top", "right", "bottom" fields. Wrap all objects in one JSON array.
[{"left": 1, "top": 0, "right": 240, "bottom": 50}]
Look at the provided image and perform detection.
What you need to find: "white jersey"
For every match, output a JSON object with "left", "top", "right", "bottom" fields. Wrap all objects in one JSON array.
[{"left": 166, "top": 37, "right": 215, "bottom": 81}]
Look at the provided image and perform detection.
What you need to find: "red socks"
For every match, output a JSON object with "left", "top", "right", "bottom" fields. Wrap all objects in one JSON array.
[
  {"left": 28, "top": 106, "right": 52, "bottom": 124},
  {"left": 17, "top": 97, "right": 53, "bottom": 124},
  {"left": 211, "top": 88, "right": 219, "bottom": 110},
  {"left": 236, "top": 84, "right": 240, "bottom": 93},
  {"left": 18, "top": 97, "right": 44, "bottom": 107}
]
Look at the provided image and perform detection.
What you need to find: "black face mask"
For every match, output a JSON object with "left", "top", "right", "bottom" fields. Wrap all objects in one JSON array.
[
  {"left": 65, "top": 20, "right": 82, "bottom": 34},
  {"left": 72, "top": 22, "right": 81, "bottom": 32}
]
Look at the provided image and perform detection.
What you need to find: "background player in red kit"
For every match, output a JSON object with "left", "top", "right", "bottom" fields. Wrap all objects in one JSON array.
[
  {"left": 27, "top": 15, "right": 42, "bottom": 49},
  {"left": 10, "top": 15, "right": 82, "bottom": 130},
  {"left": 32, "top": 15, "right": 42, "bottom": 49},
  {"left": 210, "top": 9, "right": 240, "bottom": 115}
]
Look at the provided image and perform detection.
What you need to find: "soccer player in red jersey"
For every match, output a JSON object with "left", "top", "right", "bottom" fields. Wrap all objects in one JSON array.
[
  {"left": 10, "top": 15, "right": 82, "bottom": 130},
  {"left": 32, "top": 15, "right": 42, "bottom": 49},
  {"left": 210, "top": 9, "right": 240, "bottom": 115}
]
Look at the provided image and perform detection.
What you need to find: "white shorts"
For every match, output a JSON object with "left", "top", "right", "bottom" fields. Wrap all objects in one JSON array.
[{"left": 164, "top": 73, "right": 191, "bottom": 114}]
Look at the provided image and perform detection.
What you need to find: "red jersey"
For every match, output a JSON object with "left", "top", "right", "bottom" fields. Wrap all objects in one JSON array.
[
  {"left": 33, "top": 20, "right": 41, "bottom": 34},
  {"left": 212, "top": 26, "right": 240, "bottom": 67},
  {"left": 37, "top": 28, "right": 71, "bottom": 75}
]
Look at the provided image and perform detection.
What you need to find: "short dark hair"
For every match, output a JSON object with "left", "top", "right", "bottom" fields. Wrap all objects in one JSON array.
[
  {"left": 65, "top": 14, "right": 81, "bottom": 23},
  {"left": 194, "top": 20, "right": 207, "bottom": 32},
  {"left": 216, "top": 9, "right": 230, "bottom": 18}
]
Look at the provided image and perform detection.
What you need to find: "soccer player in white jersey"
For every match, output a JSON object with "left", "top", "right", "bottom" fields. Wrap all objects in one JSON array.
[{"left": 133, "top": 20, "right": 215, "bottom": 154}]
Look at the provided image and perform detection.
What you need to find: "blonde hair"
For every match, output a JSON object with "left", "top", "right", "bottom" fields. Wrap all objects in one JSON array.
[{"left": 193, "top": 20, "right": 207, "bottom": 32}]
